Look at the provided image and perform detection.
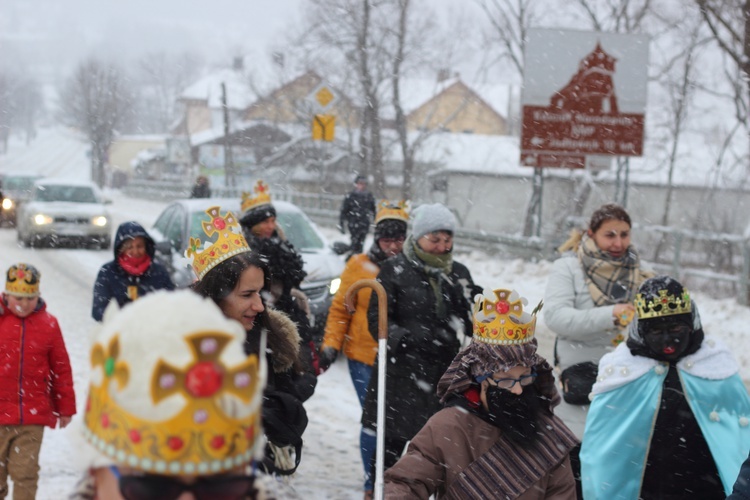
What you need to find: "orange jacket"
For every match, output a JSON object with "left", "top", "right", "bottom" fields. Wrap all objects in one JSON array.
[{"left": 322, "top": 253, "right": 379, "bottom": 366}]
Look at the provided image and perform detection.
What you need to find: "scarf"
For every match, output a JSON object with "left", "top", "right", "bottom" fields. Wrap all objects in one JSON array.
[
  {"left": 577, "top": 233, "right": 645, "bottom": 306},
  {"left": 403, "top": 235, "right": 453, "bottom": 318},
  {"left": 117, "top": 254, "right": 151, "bottom": 276}
]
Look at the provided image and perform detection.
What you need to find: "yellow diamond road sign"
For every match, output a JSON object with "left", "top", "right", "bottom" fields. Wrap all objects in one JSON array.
[{"left": 315, "top": 87, "right": 334, "bottom": 108}]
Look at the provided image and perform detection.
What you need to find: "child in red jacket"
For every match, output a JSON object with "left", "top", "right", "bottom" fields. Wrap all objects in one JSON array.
[{"left": 0, "top": 263, "right": 76, "bottom": 500}]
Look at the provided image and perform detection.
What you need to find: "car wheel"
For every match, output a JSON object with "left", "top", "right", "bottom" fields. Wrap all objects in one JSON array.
[{"left": 98, "top": 237, "right": 111, "bottom": 250}]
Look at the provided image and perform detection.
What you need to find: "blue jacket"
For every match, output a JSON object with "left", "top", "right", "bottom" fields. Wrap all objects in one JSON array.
[
  {"left": 581, "top": 339, "right": 750, "bottom": 499},
  {"left": 91, "top": 221, "right": 174, "bottom": 321}
]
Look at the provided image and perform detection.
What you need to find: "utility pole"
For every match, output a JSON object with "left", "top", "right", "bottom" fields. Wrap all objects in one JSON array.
[{"left": 221, "top": 82, "right": 235, "bottom": 188}]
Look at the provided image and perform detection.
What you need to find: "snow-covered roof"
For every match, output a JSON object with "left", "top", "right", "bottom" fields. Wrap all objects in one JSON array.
[
  {"left": 179, "top": 68, "right": 257, "bottom": 110},
  {"left": 379, "top": 77, "right": 514, "bottom": 122}
]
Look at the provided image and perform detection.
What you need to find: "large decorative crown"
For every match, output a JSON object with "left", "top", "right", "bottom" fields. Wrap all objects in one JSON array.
[
  {"left": 472, "top": 289, "right": 542, "bottom": 345},
  {"left": 185, "top": 206, "right": 251, "bottom": 280},
  {"left": 82, "top": 291, "right": 264, "bottom": 476},
  {"left": 375, "top": 199, "right": 410, "bottom": 224},
  {"left": 241, "top": 180, "right": 272, "bottom": 215},
  {"left": 635, "top": 288, "right": 692, "bottom": 320},
  {"left": 5, "top": 263, "right": 41, "bottom": 297}
]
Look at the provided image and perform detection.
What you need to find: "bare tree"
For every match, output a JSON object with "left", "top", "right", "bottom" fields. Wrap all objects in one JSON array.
[
  {"left": 697, "top": 1, "right": 750, "bottom": 115},
  {"left": 58, "top": 58, "right": 134, "bottom": 187},
  {"left": 136, "top": 51, "right": 204, "bottom": 133},
  {"left": 475, "top": 0, "right": 540, "bottom": 79},
  {"left": 0, "top": 71, "right": 44, "bottom": 152}
]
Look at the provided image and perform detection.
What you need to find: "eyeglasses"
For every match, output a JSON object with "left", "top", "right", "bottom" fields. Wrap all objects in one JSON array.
[
  {"left": 486, "top": 370, "right": 537, "bottom": 390},
  {"left": 379, "top": 237, "right": 405, "bottom": 245},
  {"left": 119, "top": 474, "right": 255, "bottom": 500},
  {"left": 421, "top": 234, "right": 453, "bottom": 245}
]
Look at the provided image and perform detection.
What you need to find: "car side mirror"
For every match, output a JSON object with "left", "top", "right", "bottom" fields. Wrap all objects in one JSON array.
[
  {"left": 155, "top": 240, "right": 174, "bottom": 261},
  {"left": 331, "top": 241, "right": 350, "bottom": 255}
]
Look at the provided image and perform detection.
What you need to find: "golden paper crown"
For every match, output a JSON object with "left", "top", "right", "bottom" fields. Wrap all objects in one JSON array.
[
  {"left": 472, "top": 289, "right": 541, "bottom": 345},
  {"left": 375, "top": 200, "right": 410, "bottom": 224},
  {"left": 635, "top": 288, "right": 692, "bottom": 320},
  {"left": 84, "top": 332, "right": 262, "bottom": 476},
  {"left": 241, "top": 180, "right": 272, "bottom": 215},
  {"left": 5, "top": 263, "right": 41, "bottom": 297},
  {"left": 185, "top": 206, "right": 251, "bottom": 280}
]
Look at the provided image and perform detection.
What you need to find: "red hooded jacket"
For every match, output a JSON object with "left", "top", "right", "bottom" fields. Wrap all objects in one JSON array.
[{"left": 0, "top": 299, "right": 76, "bottom": 427}]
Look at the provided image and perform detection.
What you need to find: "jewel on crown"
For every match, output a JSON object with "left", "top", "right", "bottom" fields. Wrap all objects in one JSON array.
[
  {"left": 241, "top": 180, "right": 272, "bottom": 214},
  {"left": 635, "top": 288, "right": 692, "bottom": 320},
  {"left": 185, "top": 207, "right": 251, "bottom": 280},
  {"left": 472, "top": 288, "right": 542, "bottom": 345}
]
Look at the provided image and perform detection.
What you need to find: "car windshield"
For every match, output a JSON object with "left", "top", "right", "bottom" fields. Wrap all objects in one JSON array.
[
  {"left": 189, "top": 209, "right": 324, "bottom": 250},
  {"left": 4, "top": 176, "right": 40, "bottom": 192},
  {"left": 34, "top": 185, "right": 98, "bottom": 203}
]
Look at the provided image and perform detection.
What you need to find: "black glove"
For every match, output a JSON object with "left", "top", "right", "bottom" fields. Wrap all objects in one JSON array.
[
  {"left": 337, "top": 223, "right": 346, "bottom": 234},
  {"left": 318, "top": 346, "right": 339, "bottom": 372}
]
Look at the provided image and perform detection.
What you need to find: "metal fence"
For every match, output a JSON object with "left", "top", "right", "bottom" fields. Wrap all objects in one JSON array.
[{"left": 123, "top": 180, "right": 750, "bottom": 302}]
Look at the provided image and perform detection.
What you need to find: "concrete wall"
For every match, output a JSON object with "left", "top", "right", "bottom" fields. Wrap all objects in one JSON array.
[{"left": 436, "top": 170, "right": 750, "bottom": 239}]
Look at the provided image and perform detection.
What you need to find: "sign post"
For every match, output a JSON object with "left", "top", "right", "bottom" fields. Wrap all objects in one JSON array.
[{"left": 520, "top": 29, "right": 649, "bottom": 229}]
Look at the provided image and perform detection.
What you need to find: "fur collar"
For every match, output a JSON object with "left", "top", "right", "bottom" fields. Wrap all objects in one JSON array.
[
  {"left": 265, "top": 309, "right": 301, "bottom": 374},
  {"left": 592, "top": 336, "right": 738, "bottom": 395}
]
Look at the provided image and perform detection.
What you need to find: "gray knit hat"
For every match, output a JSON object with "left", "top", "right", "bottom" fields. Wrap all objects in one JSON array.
[{"left": 411, "top": 203, "right": 457, "bottom": 239}]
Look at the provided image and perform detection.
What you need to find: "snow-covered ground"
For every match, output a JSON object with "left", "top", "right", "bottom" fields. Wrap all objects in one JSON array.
[{"left": 2, "top": 127, "right": 750, "bottom": 498}]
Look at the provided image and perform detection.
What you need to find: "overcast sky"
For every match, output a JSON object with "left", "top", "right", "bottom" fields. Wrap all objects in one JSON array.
[
  {"left": 1, "top": 0, "right": 307, "bottom": 79},
  {"left": 1, "top": 0, "right": 483, "bottom": 83}
]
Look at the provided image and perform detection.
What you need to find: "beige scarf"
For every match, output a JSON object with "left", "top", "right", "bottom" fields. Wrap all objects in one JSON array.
[{"left": 577, "top": 233, "right": 649, "bottom": 306}]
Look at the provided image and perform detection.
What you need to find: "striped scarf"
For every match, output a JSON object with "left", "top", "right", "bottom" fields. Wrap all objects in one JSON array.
[
  {"left": 445, "top": 412, "right": 578, "bottom": 499},
  {"left": 577, "top": 233, "right": 645, "bottom": 306}
]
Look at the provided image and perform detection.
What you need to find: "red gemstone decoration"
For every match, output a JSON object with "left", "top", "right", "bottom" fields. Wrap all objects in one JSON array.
[
  {"left": 245, "top": 425, "right": 254, "bottom": 441},
  {"left": 17, "top": 270, "right": 25, "bottom": 279},
  {"left": 222, "top": 243, "right": 228, "bottom": 250},
  {"left": 662, "top": 298, "right": 668, "bottom": 303},
  {"left": 129, "top": 429, "right": 141, "bottom": 443},
  {"left": 185, "top": 362, "right": 223, "bottom": 398},
  {"left": 496, "top": 301, "right": 510, "bottom": 314},
  {"left": 213, "top": 218, "right": 226, "bottom": 230},
  {"left": 86, "top": 397, "right": 91, "bottom": 413},
  {"left": 167, "top": 436, "right": 184, "bottom": 451},
  {"left": 101, "top": 414, "right": 110, "bottom": 428},
  {"left": 210, "top": 435, "right": 225, "bottom": 449}
]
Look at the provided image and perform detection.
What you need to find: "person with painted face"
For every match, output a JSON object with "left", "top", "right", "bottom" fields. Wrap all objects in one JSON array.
[
  {"left": 580, "top": 276, "right": 750, "bottom": 500},
  {"left": 384, "top": 287, "right": 578, "bottom": 499}
]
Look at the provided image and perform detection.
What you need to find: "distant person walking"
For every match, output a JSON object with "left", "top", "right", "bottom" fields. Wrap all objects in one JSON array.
[
  {"left": 190, "top": 175, "right": 211, "bottom": 198},
  {"left": 339, "top": 175, "right": 376, "bottom": 256}
]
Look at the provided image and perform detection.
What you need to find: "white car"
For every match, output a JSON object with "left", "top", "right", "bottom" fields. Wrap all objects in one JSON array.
[
  {"left": 150, "top": 198, "right": 346, "bottom": 334},
  {"left": 16, "top": 179, "right": 112, "bottom": 249}
]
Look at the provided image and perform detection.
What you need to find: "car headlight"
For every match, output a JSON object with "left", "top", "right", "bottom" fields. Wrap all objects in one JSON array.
[
  {"left": 33, "top": 214, "right": 53, "bottom": 225},
  {"left": 2, "top": 198, "right": 13, "bottom": 210},
  {"left": 92, "top": 216, "right": 108, "bottom": 227},
  {"left": 329, "top": 277, "right": 341, "bottom": 295}
]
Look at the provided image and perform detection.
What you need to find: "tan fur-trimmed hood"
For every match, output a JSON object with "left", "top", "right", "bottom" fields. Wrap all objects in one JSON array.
[{"left": 265, "top": 308, "right": 301, "bottom": 373}]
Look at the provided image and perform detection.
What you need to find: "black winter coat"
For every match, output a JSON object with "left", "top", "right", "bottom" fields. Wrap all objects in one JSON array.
[
  {"left": 91, "top": 221, "right": 174, "bottom": 321},
  {"left": 339, "top": 190, "right": 376, "bottom": 234},
  {"left": 362, "top": 252, "right": 479, "bottom": 441}
]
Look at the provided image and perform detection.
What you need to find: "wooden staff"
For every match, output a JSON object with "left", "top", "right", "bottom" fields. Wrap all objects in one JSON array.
[{"left": 345, "top": 278, "right": 387, "bottom": 500}]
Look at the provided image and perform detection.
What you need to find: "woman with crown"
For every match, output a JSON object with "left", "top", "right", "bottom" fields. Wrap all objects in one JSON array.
[
  {"left": 544, "top": 203, "right": 652, "bottom": 495},
  {"left": 73, "top": 290, "right": 298, "bottom": 499},
  {"left": 187, "top": 206, "right": 310, "bottom": 478},
  {"left": 580, "top": 276, "right": 750, "bottom": 499},
  {"left": 238, "top": 180, "right": 317, "bottom": 402},
  {"left": 362, "top": 203, "right": 481, "bottom": 480},
  {"left": 384, "top": 287, "right": 578, "bottom": 499}
]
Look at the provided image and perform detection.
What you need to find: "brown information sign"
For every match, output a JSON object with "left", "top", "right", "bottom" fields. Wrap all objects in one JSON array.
[{"left": 521, "top": 29, "right": 648, "bottom": 168}]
